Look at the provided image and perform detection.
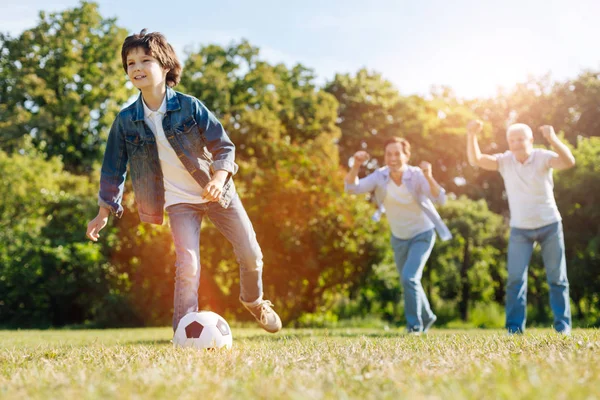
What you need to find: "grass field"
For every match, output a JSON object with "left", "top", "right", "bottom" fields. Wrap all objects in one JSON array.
[{"left": 0, "top": 327, "right": 598, "bottom": 399}]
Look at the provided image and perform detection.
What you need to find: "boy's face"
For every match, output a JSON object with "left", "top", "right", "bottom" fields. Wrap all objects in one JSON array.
[{"left": 126, "top": 47, "right": 169, "bottom": 91}]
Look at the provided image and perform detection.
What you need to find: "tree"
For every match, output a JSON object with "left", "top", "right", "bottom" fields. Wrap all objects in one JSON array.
[
  {"left": 430, "top": 197, "right": 507, "bottom": 321},
  {"left": 0, "top": 1, "right": 131, "bottom": 173},
  {"left": 180, "top": 41, "right": 339, "bottom": 161},
  {"left": 324, "top": 69, "right": 402, "bottom": 168},
  {"left": 0, "top": 148, "right": 133, "bottom": 327},
  {"left": 554, "top": 137, "right": 600, "bottom": 324}
]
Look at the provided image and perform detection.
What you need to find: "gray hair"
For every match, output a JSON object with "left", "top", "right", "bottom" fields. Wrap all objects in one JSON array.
[{"left": 506, "top": 123, "right": 533, "bottom": 139}]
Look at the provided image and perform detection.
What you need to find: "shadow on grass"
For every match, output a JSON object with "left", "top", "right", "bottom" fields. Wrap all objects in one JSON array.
[
  {"left": 125, "top": 332, "right": 416, "bottom": 346},
  {"left": 237, "top": 330, "right": 415, "bottom": 342},
  {"left": 126, "top": 339, "right": 173, "bottom": 346}
]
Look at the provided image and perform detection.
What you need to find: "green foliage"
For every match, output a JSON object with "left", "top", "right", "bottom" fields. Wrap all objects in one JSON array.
[
  {"left": 0, "top": 149, "right": 133, "bottom": 327},
  {"left": 431, "top": 196, "right": 507, "bottom": 321},
  {"left": 0, "top": 1, "right": 131, "bottom": 173},
  {"left": 180, "top": 41, "right": 340, "bottom": 161},
  {"left": 554, "top": 137, "right": 600, "bottom": 324}
]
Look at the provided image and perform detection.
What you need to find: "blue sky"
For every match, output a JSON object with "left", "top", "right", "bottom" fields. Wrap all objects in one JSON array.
[{"left": 2, "top": 0, "right": 599, "bottom": 98}]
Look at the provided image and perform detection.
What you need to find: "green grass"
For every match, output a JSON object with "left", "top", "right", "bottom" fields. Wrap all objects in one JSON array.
[{"left": 0, "top": 327, "right": 598, "bottom": 399}]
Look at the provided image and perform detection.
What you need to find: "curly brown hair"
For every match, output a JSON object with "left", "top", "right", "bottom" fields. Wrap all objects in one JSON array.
[{"left": 121, "top": 29, "right": 182, "bottom": 87}]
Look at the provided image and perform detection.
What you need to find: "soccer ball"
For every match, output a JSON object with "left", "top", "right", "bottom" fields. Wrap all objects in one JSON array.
[{"left": 173, "top": 311, "right": 233, "bottom": 349}]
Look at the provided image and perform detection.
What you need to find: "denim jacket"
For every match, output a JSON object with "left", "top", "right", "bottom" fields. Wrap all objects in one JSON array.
[
  {"left": 98, "top": 87, "right": 238, "bottom": 225},
  {"left": 345, "top": 166, "right": 452, "bottom": 241}
]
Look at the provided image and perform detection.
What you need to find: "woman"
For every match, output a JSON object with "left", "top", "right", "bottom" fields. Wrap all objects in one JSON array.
[{"left": 345, "top": 138, "right": 452, "bottom": 333}]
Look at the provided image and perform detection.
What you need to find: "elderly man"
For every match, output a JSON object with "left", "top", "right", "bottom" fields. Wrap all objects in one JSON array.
[{"left": 466, "top": 120, "right": 576, "bottom": 334}]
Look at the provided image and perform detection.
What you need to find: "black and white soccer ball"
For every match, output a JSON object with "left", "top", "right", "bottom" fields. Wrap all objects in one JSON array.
[{"left": 173, "top": 311, "right": 233, "bottom": 349}]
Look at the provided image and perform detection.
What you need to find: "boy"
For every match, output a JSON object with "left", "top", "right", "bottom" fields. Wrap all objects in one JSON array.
[{"left": 86, "top": 29, "right": 282, "bottom": 333}]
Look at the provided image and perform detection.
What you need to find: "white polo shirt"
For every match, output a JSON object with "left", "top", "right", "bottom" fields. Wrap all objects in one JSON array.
[
  {"left": 495, "top": 149, "right": 561, "bottom": 229},
  {"left": 143, "top": 97, "right": 208, "bottom": 208},
  {"left": 383, "top": 180, "right": 435, "bottom": 240}
]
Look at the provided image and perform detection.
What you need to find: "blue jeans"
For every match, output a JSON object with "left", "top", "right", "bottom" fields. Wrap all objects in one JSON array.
[
  {"left": 391, "top": 229, "right": 436, "bottom": 332},
  {"left": 166, "top": 194, "right": 263, "bottom": 331},
  {"left": 506, "top": 221, "right": 571, "bottom": 333}
]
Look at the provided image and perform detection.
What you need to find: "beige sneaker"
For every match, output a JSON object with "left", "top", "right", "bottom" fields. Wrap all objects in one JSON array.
[{"left": 241, "top": 297, "right": 282, "bottom": 333}]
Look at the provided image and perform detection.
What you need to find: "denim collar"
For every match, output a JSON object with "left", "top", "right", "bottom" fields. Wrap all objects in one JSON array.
[{"left": 132, "top": 86, "right": 181, "bottom": 122}]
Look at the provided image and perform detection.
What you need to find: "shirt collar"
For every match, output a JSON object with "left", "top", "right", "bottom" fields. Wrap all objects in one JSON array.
[
  {"left": 142, "top": 95, "right": 167, "bottom": 119},
  {"left": 511, "top": 150, "right": 535, "bottom": 165},
  {"left": 382, "top": 165, "right": 415, "bottom": 182}
]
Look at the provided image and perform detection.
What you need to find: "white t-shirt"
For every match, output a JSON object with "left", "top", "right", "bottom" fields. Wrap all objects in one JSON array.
[
  {"left": 143, "top": 97, "right": 208, "bottom": 208},
  {"left": 383, "top": 180, "right": 435, "bottom": 240},
  {"left": 495, "top": 149, "right": 561, "bottom": 229}
]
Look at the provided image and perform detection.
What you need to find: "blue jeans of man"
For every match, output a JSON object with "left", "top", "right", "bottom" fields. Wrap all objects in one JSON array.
[{"left": 506, "top": 221, "right": 571, "bottom": 333}]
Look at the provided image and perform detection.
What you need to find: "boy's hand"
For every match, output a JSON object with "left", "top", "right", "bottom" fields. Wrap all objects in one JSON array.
[
  {"left": 202, "top": 170, "right": 229, "bottom": 202},
  {"left": 86, "top": 207, "right": 110, "bottom": 242}
]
